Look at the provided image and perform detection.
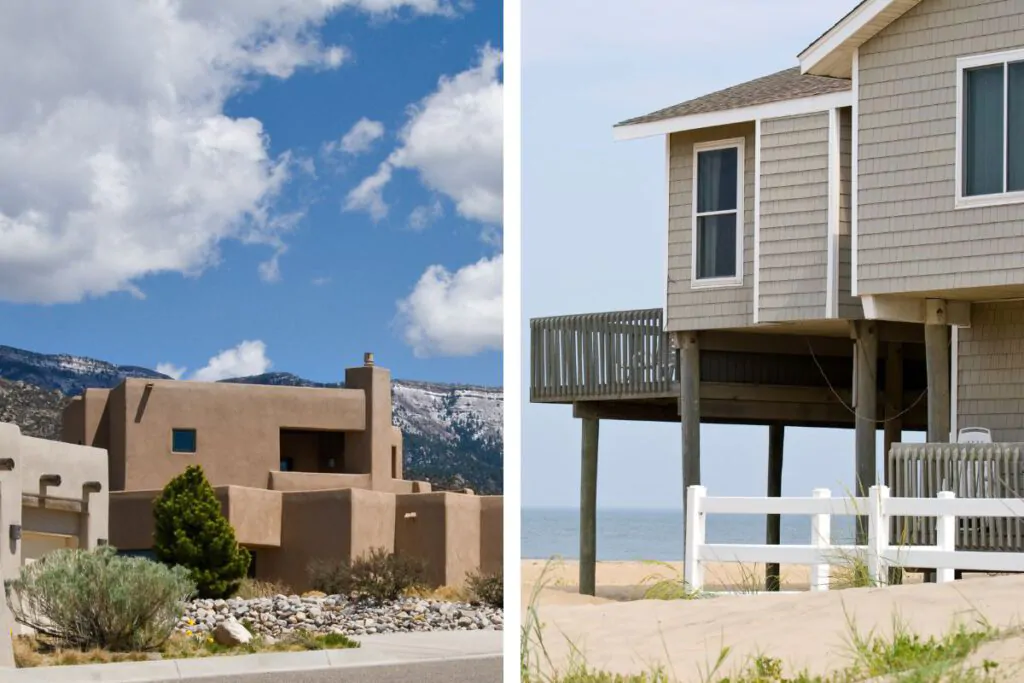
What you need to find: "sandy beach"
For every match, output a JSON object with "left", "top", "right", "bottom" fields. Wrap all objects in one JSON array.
[{"left": 521, "top": 559, "right": 1024, "bottom": 679}]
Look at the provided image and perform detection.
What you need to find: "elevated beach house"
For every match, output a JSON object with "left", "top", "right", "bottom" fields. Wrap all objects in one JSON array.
[{"left": 530, "top": 0, "right": 1024, "bottom": 594}]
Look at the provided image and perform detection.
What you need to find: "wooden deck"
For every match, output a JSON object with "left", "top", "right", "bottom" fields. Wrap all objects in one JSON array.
[{"left": 529, "top": 308, "right": 930, "bottom": 430}]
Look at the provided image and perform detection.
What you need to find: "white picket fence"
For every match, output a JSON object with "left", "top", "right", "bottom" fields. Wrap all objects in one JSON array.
[{"left": 683, "top": 485, "right": 1024, "bottom": 592}]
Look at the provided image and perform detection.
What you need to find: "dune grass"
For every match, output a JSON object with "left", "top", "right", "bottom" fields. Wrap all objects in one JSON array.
[
  {"left": 522, "top": 558, "right": 1015, "bottom": 683},
  {"left": 14, "top": 630, "right": 359, "bottom": 668}
]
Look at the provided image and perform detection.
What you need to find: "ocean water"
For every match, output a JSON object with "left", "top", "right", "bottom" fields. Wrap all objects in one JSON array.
[{"left": 522, "top": 508, "right": 858, "bottom": 561}]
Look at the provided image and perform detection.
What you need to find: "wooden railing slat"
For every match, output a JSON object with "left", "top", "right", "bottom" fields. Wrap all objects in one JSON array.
[{"left": 529, "top": 308, "right": 675, "bottom": 401}]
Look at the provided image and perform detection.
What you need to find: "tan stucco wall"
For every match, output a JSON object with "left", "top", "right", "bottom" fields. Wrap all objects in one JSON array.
[
  {"left": 17, "top": 434, "right": 108, "bottom": 550},
  {"left": 0, "top": 424, "right": 23, "bottom": 583},
  {"left": 110, "top": 486, "right": 282, "bottom": 550},
  {"left": 258, "top": 489, "right": 355, "bottom": 591},
  {"left": 101, "top": 379, "right": 365, "bottom": 491},
  {"left": 112, "top": 484, "right": 501, "bottom": 591},
  {"left": 268, "top": 469, "right": 431, "bottom": 494},
  {"left": 479, "top": 495, "right": 503, "bottom": 576},
  {"left": 349, "top": 488, "right": 397, "bottom": 562},
  {"left": 395, "top": 492, "right": 482, "bottom": 588},
  {"left": 0, "top": 423, "right": 109, "bottom": 581},
  {"left": 269, "top": 471, "right": 373, "bottom": 492}
]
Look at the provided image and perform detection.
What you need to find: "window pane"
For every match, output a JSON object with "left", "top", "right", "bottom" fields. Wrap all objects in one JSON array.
[
  {"left": 172, "top": 429, "right": 196, "bottom": 453},
  {"left": 1008, "top": 62, "right": 1024, "bottom": 191},
  {"left": 696, "top": 213, "right": 737, "bottom": 279},
  {"left": 696, "top": 147, "right": 738, "bottom": 213},
  {"left": 964, "top": 64, "right": 1005, "bottom": 196}
]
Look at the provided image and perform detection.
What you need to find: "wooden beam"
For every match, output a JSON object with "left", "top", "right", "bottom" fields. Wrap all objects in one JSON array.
[
  {"left": 579, "top": 417, "right": 599, "bottom": 596},
  {"left": 925, "top": 323, "right": 951, "bottom": 442},
  {"left": 572, "top": 386, "right": 928, "bottom": 430},
  {"left": 862, "top": 296, "right": 971, "bottom": 327},
  {"left": 20, "top": 494, "right": 85, "bottom": 514},
  {"left": 766, "top": 423, "right": 784, "bottom": 592},
  {"left": 883, "top": 342, "right": 904, "bottom": 485},
  {"left": 853, "top": 320, "right": 878, "bottom": 543},
  {"left": 679, "top": 333, "right": 701, "bottom": 556}
]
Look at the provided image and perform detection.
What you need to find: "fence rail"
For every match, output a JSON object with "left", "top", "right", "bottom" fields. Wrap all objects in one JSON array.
[
  {"left": 684, "top": 485, "right": 1024, "bottom": 593},
  {"left": 529, "top": 309, "right": 675, "bottom": 402}
]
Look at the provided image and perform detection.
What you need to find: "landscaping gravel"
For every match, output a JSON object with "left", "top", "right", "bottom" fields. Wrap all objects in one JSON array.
[{"left": 177, "top": 595, "right": 504, "bottom": 638}]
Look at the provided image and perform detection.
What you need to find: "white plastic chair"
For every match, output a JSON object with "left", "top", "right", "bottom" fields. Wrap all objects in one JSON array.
[{"left": 957, "top": 427, "right": 992, "bottom": 443}]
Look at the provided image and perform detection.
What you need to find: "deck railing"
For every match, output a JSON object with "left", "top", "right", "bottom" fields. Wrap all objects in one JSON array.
[
  {"left": 530, "top": 308, "right": 675, "bottom": 402},
  {"left": 889, "top": 443, "right": 1024, "bottom": 552}
]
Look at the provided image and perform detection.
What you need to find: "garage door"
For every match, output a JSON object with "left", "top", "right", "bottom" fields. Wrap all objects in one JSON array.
[{"left": 22, "top": 532, "right": 78, "bottom": 565}]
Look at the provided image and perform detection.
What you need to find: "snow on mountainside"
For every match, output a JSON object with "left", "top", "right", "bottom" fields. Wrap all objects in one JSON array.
[{"left": 0, "top": 345, "right": 503, "bottom": 494}]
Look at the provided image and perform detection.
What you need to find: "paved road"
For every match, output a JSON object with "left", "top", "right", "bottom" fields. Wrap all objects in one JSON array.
[{"left": 159, "top": 655, "right": 503, "bottom": 682}]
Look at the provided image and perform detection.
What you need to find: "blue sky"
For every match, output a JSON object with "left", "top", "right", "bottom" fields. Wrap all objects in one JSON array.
[
  {"left": 520, "top": 0, "right": 926, "bottom": 512},
  {"left": 0, "top": 1, "right": 502, "bottom": 388}
]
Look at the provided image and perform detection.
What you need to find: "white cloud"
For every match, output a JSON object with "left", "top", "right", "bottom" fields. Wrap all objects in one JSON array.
[
  {"left": 346, "top": 45, "right": 502, "bottom": 226},
  {"left": 396, "top": 254, "right": 502, "bottom": 357},
  {"left": 161, "top": 340, "right": 273, "bottom": 383},
  {"left": 408, "top": 200, "right": 444, "bottom": 230},
  {"left": 0, "top": 0, "right": 456, "bottom": 304},
  {"left": 327, "top": 118, "right": 385, "bottom": 156},
  {"left": 155, "top": 363, "right": 186, "bottom": 380},
  {"left": 311, "top": 276, "right": 332, "bottom": 286},
  {"left": 344, "top": 163, "right": 393, "bottom": 220}
]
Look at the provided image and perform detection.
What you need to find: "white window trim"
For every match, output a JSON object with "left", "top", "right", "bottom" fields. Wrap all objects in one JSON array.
[
  {"left": 690, "top": 137, "right": 745, "bottom": 290},
  {"left": 955, "top": 47, "right": 1024, "bottom": 210}
]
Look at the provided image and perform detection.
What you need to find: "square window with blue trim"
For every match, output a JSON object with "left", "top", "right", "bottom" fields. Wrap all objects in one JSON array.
[{"left": 171, "top": 428, "right": 197, "bottom": 453}]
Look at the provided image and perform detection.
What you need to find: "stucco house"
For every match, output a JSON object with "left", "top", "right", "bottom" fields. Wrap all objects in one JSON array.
[
  {"left": 530, "top": 0, "right": 1024, "bottom": 594},
  {"left": 60, "top": 354, "right": 502, "bottom": 591}
]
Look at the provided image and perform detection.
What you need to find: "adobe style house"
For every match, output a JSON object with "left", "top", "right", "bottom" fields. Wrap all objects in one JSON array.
[
  {"left": 0, "top": 422, "right": 109, "bottom": 577},
  {"left": 530, "top": 0, "right": 1024, "bottom": 594},
  {"left": 61, "top": 354, "right": 502, "bottom": 590},
  {"left": 0, "top": 420, "right": 110, "bottom": 656}
]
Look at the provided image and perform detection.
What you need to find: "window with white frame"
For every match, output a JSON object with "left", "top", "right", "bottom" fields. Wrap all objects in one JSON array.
[
  {"left": 692, "top": 139, "right": 743, "bottom": 285},
  {"left": 958, "top": 49, "right": 1024, "bottom": 203}
]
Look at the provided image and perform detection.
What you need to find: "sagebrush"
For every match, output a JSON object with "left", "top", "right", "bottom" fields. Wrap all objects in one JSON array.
[
  {"left": 5, "top": 546, "right": 195, "bottom": 652},
  {"left": 309, "top": 548, "right": 425, "bottom": 602}
]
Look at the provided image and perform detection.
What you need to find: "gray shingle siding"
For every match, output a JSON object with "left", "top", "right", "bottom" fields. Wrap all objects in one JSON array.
[
  {"left": 857, "top": 0, "right": 1024, "bottom": 296},
  {"left": 957, "top": 301, "right": 1024, "bottom": 441},
  {"left": 757, "top": 112, "right": 830, "bottom": 322},
  {"left": 666, "top": 123, "right": 755, "bottom": 331},
  {"left": 838, "top": 107, "right": 862, "bottom": 319}
]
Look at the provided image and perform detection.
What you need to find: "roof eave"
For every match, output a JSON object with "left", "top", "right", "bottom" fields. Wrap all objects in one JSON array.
[
  {"left": 612, "top": 89, "right": 853, "bottom": 142},
  {"left": 797, "top": 0, "right": 922, "bottom": 79}
]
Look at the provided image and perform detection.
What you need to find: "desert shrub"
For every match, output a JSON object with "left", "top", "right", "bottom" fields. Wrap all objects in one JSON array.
[
  {"left": 309, "top": 548, "right": 425, "bottom": 602},
  {"left": 153, "top": 465, "right": 251, "bottom": 599},
  {"left": 466, "top": 570, "right": 503, "bottom": 608},
  {"left": 236, "top": 578, "right": 292, "bottom": 600},
  {"left": 308, "top": 558, "right": 352, "bottom": 596},
  {"left": 5, "top": 546, "right": 195, "bottom": 652}
]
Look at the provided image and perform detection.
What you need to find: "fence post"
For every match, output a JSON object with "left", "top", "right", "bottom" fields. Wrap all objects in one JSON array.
[
  {"left": 684, "top": 485, "right": 706, "bottom": 592},
  {"left": 935, "top": 490, "right": 956, "bottom": 584},
  {"left": 868, "top": 485, "right": 890, "bottom": 586},
  {"left": 810, "top": 488, "right": 832, "bottom": 592}
]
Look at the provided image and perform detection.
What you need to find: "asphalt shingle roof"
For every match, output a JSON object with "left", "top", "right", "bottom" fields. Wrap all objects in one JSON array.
[{"left": 614, "top": 67, "right": 851, "bottom": 129}]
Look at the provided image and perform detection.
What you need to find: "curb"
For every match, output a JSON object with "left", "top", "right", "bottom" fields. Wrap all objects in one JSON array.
[{"left": 4, "top": 631, "right": 503, "bottom": 682}]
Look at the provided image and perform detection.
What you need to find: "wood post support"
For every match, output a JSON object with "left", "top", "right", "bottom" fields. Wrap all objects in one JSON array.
[
  {"left": 766, "top": 422, "right": 784, "bottom": 592},
  {"left": 579, "top": 417, "right": 599, "bottom": 596}
]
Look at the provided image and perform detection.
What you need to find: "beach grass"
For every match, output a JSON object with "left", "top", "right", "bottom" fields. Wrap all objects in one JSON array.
[{"left": 521, "top": 557, "right": 1016, "bottom": 682}]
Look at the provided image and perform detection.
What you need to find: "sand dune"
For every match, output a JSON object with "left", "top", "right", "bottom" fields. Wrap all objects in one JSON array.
[{"left": 522, "top": 559, "right": 1024, "bottom": 679}]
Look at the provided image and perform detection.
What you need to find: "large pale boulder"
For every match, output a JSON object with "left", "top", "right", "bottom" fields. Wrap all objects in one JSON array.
[{"left": 213, "top": 617, "right": 252, "bottom": 646}]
